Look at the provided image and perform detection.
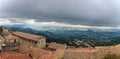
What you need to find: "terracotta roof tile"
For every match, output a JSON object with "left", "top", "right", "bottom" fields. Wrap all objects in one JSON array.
[
  {"left": 13, "top": 32, "right": 45, "bottom": 41},
  {"left": 0, "top": 51, "right": 31, "bottom": 59},
  {"left": 5, "top": 35, "right": 18, "bottom": 40},
  {"left": 29, "top": 47, "right": 53, "bottom": 59}
]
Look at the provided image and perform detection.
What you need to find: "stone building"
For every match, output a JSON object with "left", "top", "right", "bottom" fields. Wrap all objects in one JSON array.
[
  {"left": 47, "top": 43, "right": 67, "bottom": 59},
  {"left": 0, "top": 39, "right": 3, "bottom": 51},
  {"left": 2, "top": 27, "right": 12, "bottom": 35},
  {"left": 17, "top": 43, "right": 66, "bottom": 59},
  {"left": 12, "top": 32, "right": 46, "bottom": 48},
  {"left": 48, "top": 42, "right": 66, "bottom": 50},
  {"left": 4, "top": 35, "right": 19, "bottom": 46}
]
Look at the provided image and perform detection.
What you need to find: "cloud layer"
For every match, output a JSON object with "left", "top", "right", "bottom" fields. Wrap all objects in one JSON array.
[{"left": 1, "top": 0, "right": 120, "bottom": 27}]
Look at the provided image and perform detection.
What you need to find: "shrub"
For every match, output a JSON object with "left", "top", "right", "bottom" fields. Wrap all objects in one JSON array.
[
  {"left": 0, "top": 27, "right": 3, "bottom": 33},
  {"left": 102, "top": 54, "right": 120, "bottom": 59}
]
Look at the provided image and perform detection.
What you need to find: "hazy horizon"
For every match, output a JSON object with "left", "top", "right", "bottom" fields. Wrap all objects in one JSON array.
[{"left": 1, "top": 0, "right": 120, "bottom": 30}]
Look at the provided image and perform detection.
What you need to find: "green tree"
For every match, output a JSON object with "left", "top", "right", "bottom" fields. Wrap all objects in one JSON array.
[{"left": 0, "top": 27, "right": 3, "bottom": 33}]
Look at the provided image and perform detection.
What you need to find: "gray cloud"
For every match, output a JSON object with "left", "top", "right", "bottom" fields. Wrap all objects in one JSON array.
[{"left": 1, "top": 0, "right": 120, "bottom": 26}]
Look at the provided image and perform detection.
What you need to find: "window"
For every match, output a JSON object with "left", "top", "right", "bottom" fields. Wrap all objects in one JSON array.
[
  {"left": 35, "top": 41, "right": 37, "bottom": 44},
  {"left": 14, "top": 39, "right": 17, "bottom": 43}
]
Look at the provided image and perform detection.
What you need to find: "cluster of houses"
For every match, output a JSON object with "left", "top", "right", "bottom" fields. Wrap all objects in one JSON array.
[
  {"left": 0, "top": 27, "right": 66, "bottom": 59},
  {"left": 1, "top": 27, "right": 120, "bottom": 59},
  {"left": 0, "top": 27, "right": 46, "bottom": 51}
]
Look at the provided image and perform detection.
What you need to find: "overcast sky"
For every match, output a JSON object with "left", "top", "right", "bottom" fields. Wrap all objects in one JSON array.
[{"left": 1, "top": 0, "right": 120, "bottom": 29}]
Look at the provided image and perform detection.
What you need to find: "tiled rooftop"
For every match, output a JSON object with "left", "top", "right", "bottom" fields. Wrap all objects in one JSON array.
[
  {"left": 18, "top": 45, "right": 53, "bottom": 59},
  {"left": 0, "top": 51, "right": 31, "bottom": 59},
  {"left": 29, "top": 47, "right": 53, "bottom": 59},
  {"left": 5, "top": 35, "right": 18, "bottom": 40},
  {"left": 13, "top": 32, "right": 45, "bottom": 41}
]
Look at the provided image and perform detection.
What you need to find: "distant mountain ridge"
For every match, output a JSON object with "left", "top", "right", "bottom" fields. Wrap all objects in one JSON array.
[
  {"left": 3, "top": 24, "right": 120, "bottom": 40},
  {"left": 2, "top": 24, "right": 120, "bottom": 46},
  {"left": 2, "top": 24, "right": 120, "bottom": 32}
]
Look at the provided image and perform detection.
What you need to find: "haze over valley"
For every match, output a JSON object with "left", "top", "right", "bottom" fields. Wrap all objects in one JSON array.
[{"left": 1, "top": 0, "right": 120, "bottom": 59}]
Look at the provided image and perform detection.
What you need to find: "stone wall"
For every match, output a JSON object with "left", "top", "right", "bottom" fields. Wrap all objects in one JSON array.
[
  {"left": 18, "top": 37, "right": 46, "bottom": 48},
  {"left": 37, "top": 38, "right": 46, "bottom": 48},
  {"left": 50, "top": 49, "right": 65, "bottom": 59},
  {"left": 62, "top": 45, "right": 120, "bottom": 59},
  {"left": 18, "top": 38, "right": 35, "bottom": 47}
]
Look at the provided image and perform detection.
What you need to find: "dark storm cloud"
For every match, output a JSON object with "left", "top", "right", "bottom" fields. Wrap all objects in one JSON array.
[{"left": 1, "top": 0, "right": 120, "bottom": 26}]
